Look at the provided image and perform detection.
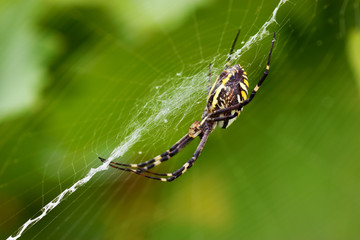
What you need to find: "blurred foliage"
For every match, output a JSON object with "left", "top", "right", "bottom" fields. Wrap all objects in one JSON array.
[
  {"left": 347, "top": 28, "right": 360, "bottom": 88},
  {"left": 0, "top": 0, "right": 56, "bottom": 120},
  {"left": 1, "top": 0, "right": 360, "bottom": 239}
]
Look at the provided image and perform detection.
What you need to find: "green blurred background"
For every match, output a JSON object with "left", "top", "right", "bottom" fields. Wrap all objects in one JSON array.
[{"left": 1, "top": 0, "right": 360, "bottom": 239}]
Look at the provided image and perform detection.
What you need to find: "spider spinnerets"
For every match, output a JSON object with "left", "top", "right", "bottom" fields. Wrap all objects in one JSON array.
[{"left": 99, "top": 30, "right": 276, "bottom": 182}]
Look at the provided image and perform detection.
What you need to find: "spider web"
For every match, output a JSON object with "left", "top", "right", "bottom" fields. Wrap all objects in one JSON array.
[{"left": 2, "top": 0, "right": 360, "bottom": 239}]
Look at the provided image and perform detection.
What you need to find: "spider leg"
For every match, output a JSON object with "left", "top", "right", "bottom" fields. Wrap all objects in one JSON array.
[
  {"left": 99, "top": 133, "right": 191, "bottom": 169},
  {"left": 242, "top": 32, "right": 275, "bottom": 106},
  {"left": 207, "top": 103, "right": 241, "bottom": 117},
  {"left": 105, "top": 130, "right": 198, "bottom": 175},
  {"left": 105, "top": 161, "right": 170, "bottom": 176},
  {"left": 106, "top": 161, "right": 174, "bottom": 177},
  {"left": 207, "top": 110, "right": 241, "bottom": 122},
  {"left": 134, "top": 129, "right": 211, "bottom": 182},
  {"left": 130, "top": 134, "right": 195, "bottom": 172},
  {"left": 226, "top": 29, "right": 241, "bottom": 66}
]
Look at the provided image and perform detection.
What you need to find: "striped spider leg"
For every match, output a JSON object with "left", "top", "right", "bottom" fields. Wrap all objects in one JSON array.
[
  {"left": 100, "top": 121, "right": 211, "bottom": 182},
  {"left": 99, "top": 134, "right": 193, "bottom": 176},
  {"left": 99, "top": 31, "right": 275, "bottom": 182}
]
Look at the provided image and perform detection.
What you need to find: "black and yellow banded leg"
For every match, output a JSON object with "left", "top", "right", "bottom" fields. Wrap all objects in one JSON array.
[
  {"left": 241, "top": 32, "right": 275, "bottom": 107},
  {"left": 135, "top": 134, "right": 194, "bottom": 172},
  {"left": 207, "top": 103, "right": 240, "bottom": 117},
  {"left": 100, "top": 162, "right": 156, "bottom": 176},
  {"left": 137, "top": 129, "right": 211, "bottom": 182},
  {"left": 99, "top": 157, "right": 168, "bottom": 176},
  {"left": 99, "top": 134, "right": 192, "bottom": 170},
  {"left": 207, "top": 110, "right": 241, "bottom": 122},
  {"left": 104, "top": 132, "right": 199, "bottom": 177}
]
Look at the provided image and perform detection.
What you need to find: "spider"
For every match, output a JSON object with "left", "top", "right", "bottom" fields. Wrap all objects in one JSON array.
[{"left": 99, "top": 30, "right": 276, "bottom": 182}]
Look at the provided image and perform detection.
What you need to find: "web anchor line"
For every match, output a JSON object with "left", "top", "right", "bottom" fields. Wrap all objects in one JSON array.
[{"left": 7, "top": 0, "right": 288, "bottom": 239}]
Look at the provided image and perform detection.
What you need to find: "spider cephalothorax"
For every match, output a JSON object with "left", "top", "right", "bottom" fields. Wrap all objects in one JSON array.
[{"left": 99, "top": 30, "right": 275, "bottom": 182}]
